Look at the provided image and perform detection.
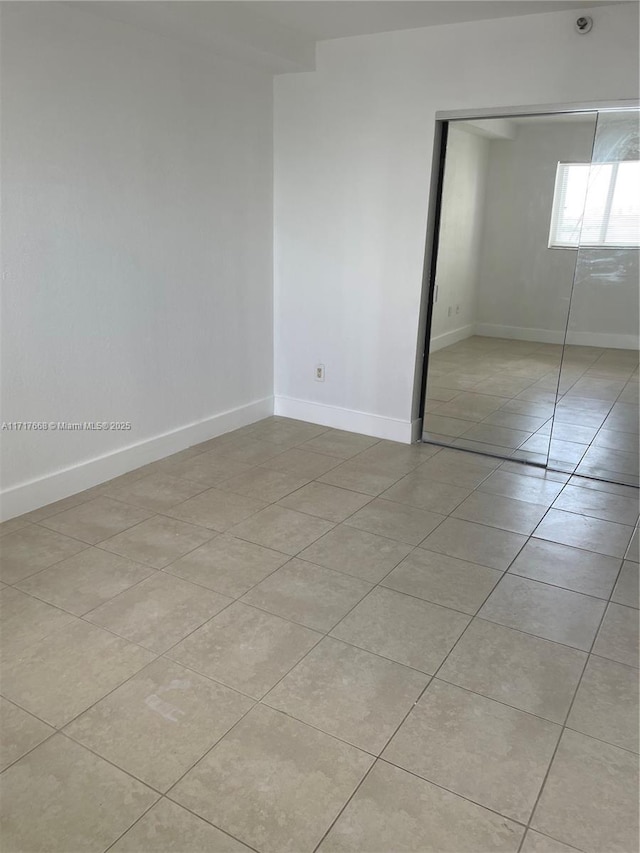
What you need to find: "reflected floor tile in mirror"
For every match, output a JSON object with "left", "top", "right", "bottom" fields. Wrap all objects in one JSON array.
[{"left": 423, "top": 337, "right": 639, "bottom": 486}]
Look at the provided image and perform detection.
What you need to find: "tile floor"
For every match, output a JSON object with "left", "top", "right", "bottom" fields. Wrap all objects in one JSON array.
[
  {"left": 0, "top": 416, "right": 638, "bottom": 853},
  {"left": 424, "top": 337, "right": 639, "bottom": 485}
]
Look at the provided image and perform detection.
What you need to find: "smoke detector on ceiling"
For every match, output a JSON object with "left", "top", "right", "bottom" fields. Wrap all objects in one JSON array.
[{"left": 575, "top": 16, "right": 593, "bottom": 34}]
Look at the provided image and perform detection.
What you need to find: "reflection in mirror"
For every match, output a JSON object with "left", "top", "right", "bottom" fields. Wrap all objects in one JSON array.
[
  {"left": 554, "top": 109, "right": 640, "bottom": 486},
  {"left": 423, "top": 112, "right": 598, "bottom": 465}
]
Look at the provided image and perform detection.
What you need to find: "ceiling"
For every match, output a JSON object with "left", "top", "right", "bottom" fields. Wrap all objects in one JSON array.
[
  {"left": 76, "top": 1, "right": 630, "bottom": 72},
  {"left": 244, "top": 1, "right": 623, "bottom": 40}
]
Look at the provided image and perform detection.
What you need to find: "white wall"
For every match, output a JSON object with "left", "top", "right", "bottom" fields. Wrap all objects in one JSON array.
[
  {"left": 476, "top": 116, "right": 639, "bottom": 348},
  {"left": 475, "top": 118, "right": 597, "bottom": 340},
  {"left": 430, "top": 126, "right": 488, "bottom": 349},
  {"left": 1, "top": 3, "right": 274, "bottom": 518},
  {"left": 274, "top": 2, "right": 639, "bottom": 439}
]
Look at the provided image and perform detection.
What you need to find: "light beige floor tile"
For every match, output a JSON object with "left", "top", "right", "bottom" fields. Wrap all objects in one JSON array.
[
  {"left": 383, "top": 680, "right": 561, "bottom": 823},
  {"left": 424, "top": 413, "right": 472, "bottom": 438},
  {"left": 66, "top": 658, "right": 253, "bottom": 791},
  {"left": 330, "top": 587, "right": 470, "bottom": 672},
  {"left": 592, "top": 602, "right": 639, "bottom": 667},
  {"left": 246, "top": 418, "right": 328, "bottom": 445},
  {"left": 160, "top": 451, "right": 252, "bottom": 487},
  {"left": 4, "top": 415, "right": 638, "bottom": 849},
  {"left": 439, "top": 619, "right": 586, "bottom": 723},
  {"left": 318, "top": 460, "right": 404, "bottom": 496},
  {"left": 0, "top": 735, "right": 157, "bottom": 853},
  {"left": 627, "top": 526, "right": 639, "bottom": 561},
  {"left": 574, "top": 463, "right": 639, "bottom": 488},
  {"left": 230, "top": 505, "right": 334, "bottom": 555},
  {"left": 318, "top": 760, "right": 524, "bottom": 853},
  {"left": 575, "top": 460, "right": 639, "bottom": 487},
  {"left": 420, "top": 517, "right": 527, "bottom": 570},
  {"left": 298, "top": 525, "right": 411, "bottom": 582},
  {"left": 241, "top": 559, "right": 371, "bottom": 632},
  {"left": 0, "top": 517, "right": 30, "bottom": 538},
  {"left": 16, "top": 548, "right": 154, "bottom": 615},
  {"left": 509, "top": 539, "right": 621, "bottom": 599},
  {"left": 381, "top": 473, "right": 472, "bottom": 514},
  {"left": 567, "top": 655, "right": 638, "bottom": 752},
  {"left": 39, "top": 497, "right": 154, "bottom": 545},
  {"left": 191, "top": 433, "right": 239, "bottom": 454},
  {"left": 452, "top": 491, "right": 548, "bottom": 535},
  {"left": 260, "top": 447, "right": 342, "bottom": 478},
  {"left": 96, "top": 466, "right": 166, "bottom": 491},
  {"left": 592, "top": 427, "right": 640, "bottom": 454},
  {"left": 382, "top": 549, "right": 501, "bottom": 614},
  {"left": 265, "top": 637, "right": 428, "bottom": 753},
  {"left": 482, "top": 410, "right": 549, "bottom": 433},
  {"left": 462, "top": 422, "right": 531, "bottom": 449},
  {"left": 553, "top": 407, "right": 607, "bottom": 430},
  {"left": 548, "top": 439, "right": 590, "bottom": 466},
  {"left": 18, "top": 491, "right": 100, "bottom": 523},
  {"left": 353, "top": 440, "right": 440, "bottom": 473},
  {"left": 99, "top": 473, "right": 209, "bottom": 512},
  {"left": 532, "top": 730, "right": 639, "bottom": 853},
  {"left": 501, "top": 400, "right": 556, "bottom": 420},
  {"left": 455, "top": 436, "right": 531, "bottom": 458},
  {"left": 168, "top": 602, "right": 321, "bottom": 697},
  {"left": 426, "top": 385, "right": 459, "bottom": 404},
  {"left": 567, "top": 378, "right": 626, "bottom": 402},
  {"left": 611, "top": 559, "right": 639, "bottom": 607},
  {"left": 517, "top": 434, "right": 554, "bottom": 456},
  {"left": 435, "top": 392, "right": 510, "bottom": 422},
  {"left": 166, "top": 488, "right": 267, "bottom": 532},
  {"left": 534, "top": 509, "right": 633, "bottom": 559},
  {"left": 214, "top": 437, "right": 284, "bottom": 465},
  {"left": 547, "top": 422, "right": 600, "bottom": 445},
  {"left": 552, "top": 484, "right": 639, "bottom": 526},
  {"left": 219, "top": 467, "right": 311, "bottom": 503},
  {"left": 500, "top": 461, "right": 569, "bottom": 483},
  {"left": 110, "top": 798, "right": 252, "bottom": 852},
  {"left": 438, "top": 446, "right": 520, "bottom": 472},
  {"left": 86, "top": 572, "right": 231, "bottom": 654},
  {"left": 0, "top": 697, "right": 54, "bottom": 771},
  {"left": 170, "top": 704, "right": 372, "bottom": 853},
  {"left": 145, "top": 444, "right": 224, "bottom": 469},
  {"left": 0, "top": 524, "right": 88, "bottom": 584},
  {"left": 520, "top": 830, "right": 583, "bottom": 853},
  {"left": 99, "top": 515, "right": 215, "bottom": 568},
  {"left": 1, "top": 620, "right": 153, "bottom": 726},
  {"left": 299, "top": 430, "right": 380, "bottom": 459},
  {"left": 165, "top": 534, "right": 288, "bottom": 598},
  {"left": 479, "top": 575, "right": 606, "bottom": 650},
  {"left": 344, "top": 499, "right": 445, "bottom": 545},
  {"left": 0, "top": 586, "right": 76, "bottom": 660},
  {"left": 601, "top": 409, "right": 640, "bottom": 437},
  {"left": 278, "top": 482, "right": 372, "bottom": 522}
]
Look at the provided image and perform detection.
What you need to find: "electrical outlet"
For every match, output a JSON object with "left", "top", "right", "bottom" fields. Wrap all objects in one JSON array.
[
  {"left": 315, "top": 364, "right": 325, "bottom": 382},
  {"left": 456, "top": 304, "right": 460, "bottom": 314},
  {"left": 447, "top": 306, "right": 452, "bottom": 317}
]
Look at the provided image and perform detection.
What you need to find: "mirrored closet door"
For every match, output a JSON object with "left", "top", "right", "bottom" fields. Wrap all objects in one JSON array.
[
  {"left": 553, "top": 108, "right": 639, "bottom": 486},
  {"left": 421, "top": 105, "right": 639, "bottom": 484}
]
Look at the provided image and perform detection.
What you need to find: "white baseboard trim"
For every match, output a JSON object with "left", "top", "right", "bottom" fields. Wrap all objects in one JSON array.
[
  {"left": 274, "top": 396, "right": 412, "bottom": 443},
  {"left": 565, "top": 330, "right": 639, "bottom": 350},
  {"left": 474, "top": 323, "right": 565, "bottom": 344},
  {"left": 430, "top": 324, "right": 475, "bottom": 352},
  {"left": 475, "top": 323, "right": 638, "bottom": 350},
  {"left": 0, "top": 396, "right": 274, "bottom": 521}
]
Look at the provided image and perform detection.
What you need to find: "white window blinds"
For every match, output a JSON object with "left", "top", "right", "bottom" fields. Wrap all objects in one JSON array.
[{"left": 548, "top": 160, "right": 640, "bottom": 249}]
